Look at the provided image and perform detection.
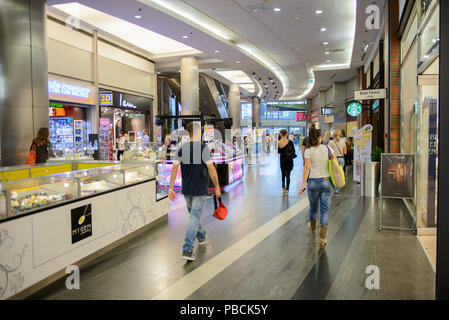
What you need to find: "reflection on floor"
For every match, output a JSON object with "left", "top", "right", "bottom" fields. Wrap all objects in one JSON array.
[{"left": 28, "top": 148, "right": 436, "bottom": 300}]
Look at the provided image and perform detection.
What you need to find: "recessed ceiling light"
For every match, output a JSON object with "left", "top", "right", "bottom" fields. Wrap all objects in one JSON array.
[
  {"left": 323, "top": 42, "right": 329, "bottom": 45},
  {"left": 325, "top": 51, "right": 330, "bottom": 55},
  {"left": 182, "top": 35, "right": 189, "bottom": 39},
  {"left": 214, "top": 50, "right": 220, "bottom": 53},
  {"left": 326, "top": 60, "right": 331, "bottom": 63},
  {"left": 316, "top": 10, "right": 323, "bottom": 14},
  {"left": 320, "top": 27, "right": 327, "bottom": 32},
  {"left": 236, "top": 60, "right": 240, "bottom": 64},
  {"left": 274, "top": 8, "right": 281, "bottom": 12}
]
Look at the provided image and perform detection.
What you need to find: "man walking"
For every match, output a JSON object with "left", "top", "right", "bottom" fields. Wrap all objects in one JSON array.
[{"left": 168, "top": 122, "right": 221, "bottom": 261}]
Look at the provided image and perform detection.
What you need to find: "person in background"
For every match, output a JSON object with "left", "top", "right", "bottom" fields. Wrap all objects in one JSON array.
[
  {"left": 288, "top": 132, "right": 295, "bottom": 142},
  {"left": 116, "top": 132, "right": 126, "bottom": 160},
  {"left": 29, "top": 127, "right": 53, "bottom": 164},
  {"left": 168, "top": 122, "right": 221, "bottom": 261},
  {"left": 165, "top": 133, "right": 171, "bottom": 148},
  {"left": 141, "top": 129, "right": 150, "bottom": 145},
  {"left": 299, "top": 127, "right": 336, "bottom": 247},
  {"left": 323, "top": 131, "right": 331, "bottom": 144},
  {"left": 265, "top": 133, "right": 272, "bottom": 154},
  {"left": 278, "top": 129, "right": 295, "bottom": 195},
  {"left": 328, "top": 130, "right": 347, "bottom": 194}
]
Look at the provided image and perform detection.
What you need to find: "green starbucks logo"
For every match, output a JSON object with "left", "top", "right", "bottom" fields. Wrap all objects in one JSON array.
[{"left": 347, "top": 102, "right": 362, "bottom": 117}]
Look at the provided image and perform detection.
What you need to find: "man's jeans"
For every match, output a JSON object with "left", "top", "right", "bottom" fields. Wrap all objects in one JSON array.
[
  {"left": 183, "top": 195, "right": 208, "bottom": 253},
  {"left": 307, "top": 178, "right": 334, "bottom": 226}
]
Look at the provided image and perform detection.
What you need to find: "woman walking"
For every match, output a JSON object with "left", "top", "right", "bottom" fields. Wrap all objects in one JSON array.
[
  {"left": 278, "top": 129, "right": 295, "bottom": 195},
  {"left": 328, "top": 130, "right": 347, "bottom": 194},
  {"left": 299, "top": 127, "right": 336, "bottom": 247}
]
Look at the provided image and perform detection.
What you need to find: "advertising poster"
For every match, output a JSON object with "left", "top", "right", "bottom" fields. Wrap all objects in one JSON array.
[
  {"left": 71, "top": 204, "right": 93, "bottom": 244},
  {"left": 228, "top": 158, "right": 244, "bottom": 184},
  {"left": 352, "top": 124, "right": 373, "bottom": 182},
  {"left": 381, "top": 154, "right": 415, "bottom": 198}
]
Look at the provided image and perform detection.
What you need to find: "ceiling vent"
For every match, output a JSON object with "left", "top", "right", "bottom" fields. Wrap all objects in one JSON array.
[{"left": 332, "top": 48, "right": 345, "bottom": 53}]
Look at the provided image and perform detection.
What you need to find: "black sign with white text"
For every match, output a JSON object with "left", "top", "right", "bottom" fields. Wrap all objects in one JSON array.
[{"left": 71, "top": 204, "right": 93, "bottom": 244}]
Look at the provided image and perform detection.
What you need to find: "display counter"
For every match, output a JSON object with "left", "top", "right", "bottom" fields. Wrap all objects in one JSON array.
[
  {"left": 156, "top": 141, "right": 244, "bottom": 190},
  {"left": 0, "top": 163, "right": 170, "bottom": 300},
  {"left": 46, "top": 159, "right": 121, "bottom": 171},
  {"left": 0, "top": 163, "right": 73, "bottom": 182}
]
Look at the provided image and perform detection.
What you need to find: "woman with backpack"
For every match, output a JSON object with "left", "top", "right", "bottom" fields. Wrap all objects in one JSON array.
[
  {"left": 299, "top": 127, "right": 336, "bottom": 247},
  {"left": 278, "top": 129, "right": 295, "bottom": 195}
]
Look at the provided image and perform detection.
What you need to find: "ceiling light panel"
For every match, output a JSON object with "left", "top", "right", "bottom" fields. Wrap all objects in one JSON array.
[{"left": 52, "top": 3, "right": 200, "bottom": 55}]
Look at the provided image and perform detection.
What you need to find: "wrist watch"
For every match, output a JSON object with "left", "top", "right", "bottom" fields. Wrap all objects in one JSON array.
[{"left": 169, "top": 188, "right": 174, "bottom": 192}]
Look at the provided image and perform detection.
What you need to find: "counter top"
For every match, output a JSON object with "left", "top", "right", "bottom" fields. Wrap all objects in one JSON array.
[{"left": 0, "top": 162, "right": 68, "bottom": 173}]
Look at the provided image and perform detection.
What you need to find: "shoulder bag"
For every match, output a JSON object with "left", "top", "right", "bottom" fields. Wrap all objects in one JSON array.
[
  {"left": 326, "top": 145, "right": 345, "bottom": 188},
  {"left": 25, "top": 143, "right": 37, "bottom": 165},
  {"left": 286, "top": 141, "right": 297, "bottom": 160}
]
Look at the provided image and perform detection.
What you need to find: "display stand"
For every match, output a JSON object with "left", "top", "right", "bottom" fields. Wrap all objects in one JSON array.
[{"left": 379, "top": 153, "right": 417, "bottom": 234}]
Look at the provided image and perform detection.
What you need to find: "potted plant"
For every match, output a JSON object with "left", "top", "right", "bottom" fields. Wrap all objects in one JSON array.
[{"left": 361, "top": 147, "right": 382, "bottom": 197}]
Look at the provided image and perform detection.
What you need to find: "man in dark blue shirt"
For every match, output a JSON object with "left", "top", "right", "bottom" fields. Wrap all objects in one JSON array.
[{"left": 168, "top": 121, "right": 221, "bottom": 261}]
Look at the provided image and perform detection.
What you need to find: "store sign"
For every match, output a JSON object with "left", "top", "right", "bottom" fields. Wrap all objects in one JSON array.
[
  {"left": 99, "top": 92, "right": 113, "bottom": 106},
  {"left": 48, "top": 78, "right": 95, "bottom": 105},
  {"left": 321, "top": 107, "right": 333, "bottom": 115},
  {"left": 354, "top": 88, "right": 387, "bottom": 100},
  {"left": 71, "top": 204, "right": 92, "bottom": 244},
  {"left": 120, "top": 94, "right": 138, "bottom": 109},
  {"left": 347, "top": 102, "right": 362, "bottom": 117},
  {"left": 296, "top": 111, "right": 307, "bottom": 121}
]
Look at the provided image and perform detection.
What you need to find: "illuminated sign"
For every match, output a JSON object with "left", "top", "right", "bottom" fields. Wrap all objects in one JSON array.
[
  {"left": 296, "top": 112, "right": 307, "bottom": 121},
  {"left": 48, "top": 78, "right": 94, "bottom": 105},
  {"left": 49, "top": 103, "right": 64, "bottom": 108},
  {"left": 372, "top": 100, "right": 380, "bottom": 110},
  {"left": 48, "top": 80, "right": 90, "bottom": 98},
  {"left": 347, "top": 102, "right": 362, "bottom": 117},
  {"left": 120, "top": 94, "right": 137, "bottom": 109},
  {"left": 99, "top": 92, "right": 113, "bottom": 106},
  {"left": 321, "top": 107, "right": 333, "bottom": 115}
]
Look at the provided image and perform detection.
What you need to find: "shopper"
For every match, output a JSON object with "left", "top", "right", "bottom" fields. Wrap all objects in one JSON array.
[
  {"left": 28, "top": 127, "right": 53, "bottom": 164},
  {"left": 278, "top": 129, "right": 295, "bottom": 195},
  {"left": 116, "top": 132, "right": 126, "bottom": 160},
  {"left": 288, "top": 132, "right": 295, "bottom": 142},
  {"left": 328, "top": 130, "right": 347, "bottom": 194},
  {"left": 301, "top": 124, "right": 316, "bottom": 164},
  {"left": 141, "top": 129, "right": 150, "bottom": 146},
  {"left": 299, "top": 127, "right": 336, "bottom": 247},
  {"left": 265, "top": 133, "right": 272, "bottom": 154},
  {"left": 168, "top": 122, "right": 221, "bottom": 261}
]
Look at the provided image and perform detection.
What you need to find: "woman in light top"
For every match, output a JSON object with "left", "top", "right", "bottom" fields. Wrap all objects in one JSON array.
[{"left": 299, "top": 127, "right": 336, "bottom": 247}]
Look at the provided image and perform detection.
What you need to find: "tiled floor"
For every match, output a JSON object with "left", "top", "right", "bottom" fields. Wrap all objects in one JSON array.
[{"left": 28, "top": 149, "right": 436, "bottom": 300}]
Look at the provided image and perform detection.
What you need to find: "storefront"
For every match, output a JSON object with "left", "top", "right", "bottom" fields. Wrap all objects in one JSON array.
[
  {"left": 48, "top": 76, "right": 96, "bottom": 157},
  {"left": 99, "top": 90, "right": 152, "bottom": 160}
]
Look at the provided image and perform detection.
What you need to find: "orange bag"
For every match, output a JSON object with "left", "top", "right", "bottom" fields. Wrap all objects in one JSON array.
[
  {"left": 213, "top": 195, "right": 228, "bottom": 220},
  {"left": 25, "top": 144, "right": 37, "bottom": 165}
]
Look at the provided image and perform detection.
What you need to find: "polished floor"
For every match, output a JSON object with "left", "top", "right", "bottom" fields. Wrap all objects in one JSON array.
[{"left": 29, "top": 148, "right": 436, "bottom": 300}]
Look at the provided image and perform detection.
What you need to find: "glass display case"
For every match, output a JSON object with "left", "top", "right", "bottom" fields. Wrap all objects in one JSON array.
[
  {"left": 126, "top": 142, "right": 167, "bottom": 161},
  {"left": 206, "top": 140, "right": 243, "bottom": 160},
  {"left": 0, "top": 164, "right": 158, "bottom": 220},
  {"left": 156, "top": 160, "right": 172, "bottom": 201}
]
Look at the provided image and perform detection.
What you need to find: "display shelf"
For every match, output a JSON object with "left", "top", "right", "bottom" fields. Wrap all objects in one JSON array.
[{"left": 0, "top": 163, "right": 157, "bottom": 221}]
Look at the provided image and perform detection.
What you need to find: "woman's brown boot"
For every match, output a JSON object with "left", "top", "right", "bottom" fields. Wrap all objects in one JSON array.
[
  {"left": 307, "top": 220, "right": 317, "bottom": 235},
  {"left": 319, "top": 225, "right": 328, "bottom": 247}
]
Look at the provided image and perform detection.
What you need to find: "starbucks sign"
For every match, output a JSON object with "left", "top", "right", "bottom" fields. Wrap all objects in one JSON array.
[{"left": 347, "top": 101, "right": 362, "bottom": 117}]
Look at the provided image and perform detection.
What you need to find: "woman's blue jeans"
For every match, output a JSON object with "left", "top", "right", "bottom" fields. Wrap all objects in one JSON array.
[
  {"left": 307, "top": 178, "right": 334, "bottom": 226},
  {"left": 183, "top": 195, "right": 208, "bottom": 253}
]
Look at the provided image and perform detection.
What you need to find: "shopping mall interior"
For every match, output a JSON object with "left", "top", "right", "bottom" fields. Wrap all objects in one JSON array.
[{"left": 1, "top": 0, "right": 449, "bottom": 306}]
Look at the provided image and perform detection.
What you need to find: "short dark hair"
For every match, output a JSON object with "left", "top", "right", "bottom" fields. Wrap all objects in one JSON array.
[
  {"left": 186, "top": 121, "right": 200, "bottom": 137},
  {"left": 280, "top": 129, "right": 288, "bottom": 137}
]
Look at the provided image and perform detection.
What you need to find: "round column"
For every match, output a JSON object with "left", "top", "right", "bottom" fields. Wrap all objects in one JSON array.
[
  {"left": 252, "top": 96, "right": 261, "bottom": 128},
  {"left": 228, "top": 83, "right": 241, "bottom": 130},
  {"left": 180, "top": 56, "right": 199, "bottom": 115},
  {"left": 0, "top": 0, "right": 49, "bottom": 166}
]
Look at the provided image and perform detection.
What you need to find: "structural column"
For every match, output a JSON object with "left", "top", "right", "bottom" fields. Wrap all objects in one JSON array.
[
  {"left": 252, "top": 96, "right": 261, "bottom": 128},
  {"left": 180, "top": 56, "right": 199, "bottom": 115},
  {"left": 228, "top": 84, "right": 241, "bottom": 130},
  {"left": 0, "top": 0, "right": 49, "bottom": 166}
]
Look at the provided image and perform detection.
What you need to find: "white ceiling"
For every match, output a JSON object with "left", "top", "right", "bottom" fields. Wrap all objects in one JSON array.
[{"left": 47, "top": 0, "right": 384, "bottom": 100}]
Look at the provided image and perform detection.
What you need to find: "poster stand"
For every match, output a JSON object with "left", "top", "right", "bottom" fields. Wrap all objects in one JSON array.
[{"left": 379, "top": 153, "right": 417, "bottom": 234}]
